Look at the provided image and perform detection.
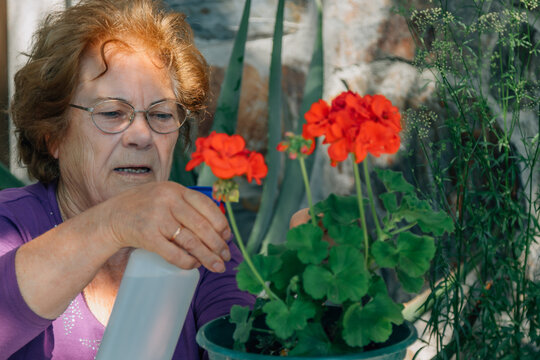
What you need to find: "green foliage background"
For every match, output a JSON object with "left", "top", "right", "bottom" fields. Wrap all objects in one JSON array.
[{"left": 396, "top": 0, "right": 540, "bottom": 358}]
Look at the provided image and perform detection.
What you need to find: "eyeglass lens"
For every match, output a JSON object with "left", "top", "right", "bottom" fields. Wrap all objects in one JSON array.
[{"left": 91, "top": 100, "right": 187, "bottom": 134}]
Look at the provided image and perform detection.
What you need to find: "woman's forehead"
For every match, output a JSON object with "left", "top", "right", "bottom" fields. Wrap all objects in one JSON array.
[
  {"left": 78, "top": 40, "right": 164, "bottom": 81},
  {"left": 73, "top": 41, "right": 176, "bottom": 105}
]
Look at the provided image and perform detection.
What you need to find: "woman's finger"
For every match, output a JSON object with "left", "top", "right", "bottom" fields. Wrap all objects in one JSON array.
[
  {"left": 148, "top": 236, "right": 201, "bottom": 270},
  {"left": 170, "top": 190, "right": 231, "bottom": 261},
  {"left": 168, "top": 225, "right": 226, "bottom": 272},
  {"left": 182, "top": 189, "right": 231, "bottom": 239}
]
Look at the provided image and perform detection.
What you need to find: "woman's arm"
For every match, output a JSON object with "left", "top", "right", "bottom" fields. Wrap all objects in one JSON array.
[{"left": 8, "top": 182, "right": 232, "bottom": 322}]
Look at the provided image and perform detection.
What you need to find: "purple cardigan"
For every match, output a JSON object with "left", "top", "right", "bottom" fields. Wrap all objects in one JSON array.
[{"left": 0, "top": 182, "right": 254, "bottom": 359}]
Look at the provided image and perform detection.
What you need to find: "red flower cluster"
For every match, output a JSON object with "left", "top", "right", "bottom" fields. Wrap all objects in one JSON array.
[
  {"left": 302, "top": 91, "right": 402, "bottom": 166},
  {"left": 186, "top": 131, "right": 268, "bottom": 184}
]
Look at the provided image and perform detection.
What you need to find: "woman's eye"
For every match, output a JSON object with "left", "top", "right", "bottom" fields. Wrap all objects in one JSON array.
[
  {"left": 150, "top": 112, "right": 174, "bottom": 122},
  {"left": 97, "top": 110, "right": 125, "bottom": 119}
]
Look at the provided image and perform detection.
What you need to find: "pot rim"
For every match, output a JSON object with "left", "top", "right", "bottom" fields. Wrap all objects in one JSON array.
[{"left": 196, "top": 316, "right": 418, "bottom": 359}]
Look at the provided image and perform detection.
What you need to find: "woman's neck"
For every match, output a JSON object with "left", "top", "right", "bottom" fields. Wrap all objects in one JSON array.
[{"left": 56, "top": 177, "right": 90, "bottom": 220}]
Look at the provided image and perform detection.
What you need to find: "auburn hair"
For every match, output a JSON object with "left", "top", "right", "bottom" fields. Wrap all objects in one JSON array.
[{"left": 10, "top": 0, "right": 209, "bottom": 182}]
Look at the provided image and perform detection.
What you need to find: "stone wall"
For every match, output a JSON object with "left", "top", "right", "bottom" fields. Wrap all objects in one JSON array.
[{"left": 166, "top": 0, "right": 430, "bottom": 198}]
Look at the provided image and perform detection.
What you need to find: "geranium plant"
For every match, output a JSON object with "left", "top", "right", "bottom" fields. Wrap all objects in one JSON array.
[{"left": 187, "top": 91, "right": 454, "bottom": 356}]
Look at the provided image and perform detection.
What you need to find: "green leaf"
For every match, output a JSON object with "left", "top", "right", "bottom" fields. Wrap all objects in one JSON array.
[
  {"left": 368, "top": 274, "right": 389, "bottom": 298},
  {"left": 327, "top": 246, "right": 370, "bottom": 303},
  {"left": 371, "top": 240, "right": 399, "bottom": 268},
  {"left": 396, "top": 232, "right": 435, "bottom": 277},
  {"left": 303, "top": 246, "right": 369, "bottom": 304},
  {"left": 0, "top": 162, "right": 25, "bottom": 189},
  {"left": 417, "top": 208, "right": 454, "bottom": 236},
  {"left": 236, "top": 254, "right": 282, "bottom": 294},
  {"left": 397, "top": 268, "right": 425, "bottom": 293},
  {"left": 259, "top": 1, "right": 324, "bottom": 252},
  {"left": 197, "top": 0, "right": 252, "bottom": 186},
  {"left": 327, "top": 224, "right": 365, "bottom": 248},
  {"left": 314, "top": 194, "right": 363, "bottom": 228},
  {"left": 397, "top": 196, "right": 454, "bottom": 236},
  {"left": 302, "top": 265, "right": 333, "bottom": 300},
  {"left": 245, "top": 0, "right": 285, "bottom": 254},
  {"left": 262, "top": 298, "right": 316, "bottom": 340},
  {"left": 286, "top": 223, "right": 328, "bottom": 264},
  {"left": 266, "top": 243, "right": 287, "bottom": 256},
  {"left": 379, "top": 192, "right": 398, "bottom": 213},
  {"left": 342, "top": 295, "right": 404, "bottom": 347},
  {"left": 267, "top": 248, "right": 306, "bottom": 292},
  {"left": 289, "top": 323, "right": 332, "bottom": 356},
  {"left": 375, "top": 168, "right": 415, "bottom": 195},
  {"left": 229, "top": 305, "right": 253, "bottom": 345}
]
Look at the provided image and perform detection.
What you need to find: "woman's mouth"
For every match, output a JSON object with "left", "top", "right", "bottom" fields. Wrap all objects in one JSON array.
[{"left": 114, "top": 167, "right": 151, "bottom": 174}]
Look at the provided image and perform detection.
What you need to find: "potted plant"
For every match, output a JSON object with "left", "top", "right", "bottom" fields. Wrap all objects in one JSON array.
[{"left": 189, "top": 91, "right": 455, "bottom": 359}]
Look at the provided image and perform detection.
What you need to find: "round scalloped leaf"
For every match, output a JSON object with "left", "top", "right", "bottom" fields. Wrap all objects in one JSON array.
[
  {"left": 286, "top": 223, "right": 328, "bottom": 264},
  {"left": 375, "top": 168, "right": 416, "bottom": 194},
  {"left": 397, "top": 232, "right": 435, "bottom": 277},
  {"left": 230, "top": 305, "right": 253, "bottom": 345},
  {"left": 342, "top": 295, "right": 404, "bottom": 347},
  {"left": 236, "top": 254, "right": 282, "bottom": 294},
  {"left": 327, "top": 224, "right": 365, "bottom": 248},
  {"left": 289, "top": 323, "right": 332, "bottom": 356},
  {"left": 262, "top": 298, "right": 316, "bottom": 340},
  {"left": 371, "top": 240, "right": 398, "bottom": 268},
  {"left": 397, "top": 268, "right": 425, "bottom": 293},
  {"left": 303, "top": 246, "right": 369, "bottom": 304}
]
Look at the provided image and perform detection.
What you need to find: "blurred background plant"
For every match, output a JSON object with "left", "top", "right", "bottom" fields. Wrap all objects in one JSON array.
[{"left": 395, "top": 0, "right": 539, "bottom": 358}]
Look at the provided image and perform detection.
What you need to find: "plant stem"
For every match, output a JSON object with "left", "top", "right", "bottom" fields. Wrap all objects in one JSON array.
[
  {"left": 225, "top": 201, "right": 280, "bottom": 301},
  {"left": 299, "top": 157, "right": 317, "bottom": 226},
  {"left": 390, "top": 222, "right": 417, "bottom": 236},
  {"left": 363, "top": 158, "right": 382, "bottom": 238},
  {"left": 352, "top": 157, "right": 369, "bottom": 266}
]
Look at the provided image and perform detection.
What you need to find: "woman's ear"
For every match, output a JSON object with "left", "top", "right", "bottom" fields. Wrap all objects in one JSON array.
[{"left": 46, "top": 135, "right": 59, "bottom": 159}]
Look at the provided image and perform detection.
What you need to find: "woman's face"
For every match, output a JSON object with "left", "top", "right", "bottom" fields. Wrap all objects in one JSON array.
[{"left": 53, "top": 42, "right": 179, "bottom": 211}]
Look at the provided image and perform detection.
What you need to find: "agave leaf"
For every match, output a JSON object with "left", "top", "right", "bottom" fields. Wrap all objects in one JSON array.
[
  {"left": 197, "top": 0, "right": 252, "bottom": 186},
  {"left": 245, "top": 0, "right": 285, "bottom": 253},
  {"left": 0, "top": 162, "right": 25, "bottom": 189},
  {"left": 169, "top": 139, "right": 196, "bottom": 186},
  {"left": 260, "top": 1, "right": 324, "bottom": 253}
]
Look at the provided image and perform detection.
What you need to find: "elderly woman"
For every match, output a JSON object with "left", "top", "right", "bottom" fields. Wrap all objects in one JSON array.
[{"left": 0, "top": 0, "right": 254, "bottom": 358}]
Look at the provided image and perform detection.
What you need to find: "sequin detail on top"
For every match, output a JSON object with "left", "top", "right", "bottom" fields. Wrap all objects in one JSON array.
[
  {"left": 80, "top": 338, "right": 101, "bottom": 354},
  {"left": 51, "top": 293, "right": 105, "bottom": 359},
  {"left": 62, "top": 298, "right": 84, "bottom": 335}
]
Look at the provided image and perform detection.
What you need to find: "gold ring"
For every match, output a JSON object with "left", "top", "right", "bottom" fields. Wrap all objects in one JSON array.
[{"left": 171, "top": 226, "right": 182, "bottom": 242}]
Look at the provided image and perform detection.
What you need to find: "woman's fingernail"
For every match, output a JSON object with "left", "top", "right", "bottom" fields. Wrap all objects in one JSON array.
[
  {"left": 213, "top": 262, "right": 225, "bottom": 273},
  {"left": 222, "top": 229, "right": 231, "bottom": 240},
  {"left": 221, "top": 249, "right": 231, "bottom": 261}
]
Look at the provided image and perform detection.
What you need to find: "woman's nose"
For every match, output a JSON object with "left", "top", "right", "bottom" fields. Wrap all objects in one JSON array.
[{"left": 122, "top": 111, "right": 153, "bottom": 149}]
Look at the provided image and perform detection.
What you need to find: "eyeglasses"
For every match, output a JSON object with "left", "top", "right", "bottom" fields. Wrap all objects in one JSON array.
[{"left": 69, "top": 99, "right": 189, "bottom": 134}]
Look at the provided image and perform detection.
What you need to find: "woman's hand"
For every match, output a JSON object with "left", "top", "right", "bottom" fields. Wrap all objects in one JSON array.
[
  {"left": 99, "top": 182, "right": 231, "bottom": 273},
  {"left": 289, "top": 208, "right": 311, "bottom": 228}
]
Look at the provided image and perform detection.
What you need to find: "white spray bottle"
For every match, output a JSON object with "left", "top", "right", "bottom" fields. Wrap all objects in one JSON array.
[{"left": 96, "top": 186, "right": 216, "bottom": 360}]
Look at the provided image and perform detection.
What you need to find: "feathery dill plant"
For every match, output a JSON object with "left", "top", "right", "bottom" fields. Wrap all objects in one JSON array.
[{"left": 396, "top": 0, "right": 539, "bottom": 358}]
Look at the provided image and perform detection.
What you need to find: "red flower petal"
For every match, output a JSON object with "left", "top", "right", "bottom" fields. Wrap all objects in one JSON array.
[
  {"left": 327, "top": 138, "right": 350, "bottom": 164},
  {"left": 246, "top": 152, "right": 268, "bottom": 184}
]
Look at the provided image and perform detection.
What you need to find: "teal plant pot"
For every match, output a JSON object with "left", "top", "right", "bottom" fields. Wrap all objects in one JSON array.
[{"left": 196, "top": 315, "right": 417, "bottom": 360}]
